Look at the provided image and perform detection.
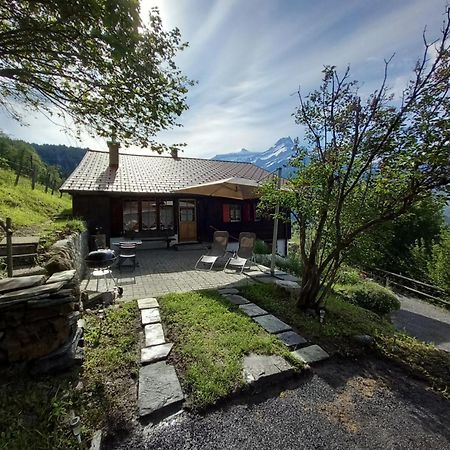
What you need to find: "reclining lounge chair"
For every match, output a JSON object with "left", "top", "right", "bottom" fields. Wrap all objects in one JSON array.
[
  {"left": 224, "top": 232, "right": 256, "bottom": 274},
  {"left": 195, "top": 231, "right": 229, "bottom": 270}
]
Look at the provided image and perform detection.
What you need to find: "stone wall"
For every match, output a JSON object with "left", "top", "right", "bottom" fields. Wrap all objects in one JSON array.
[
  {"left": 45, "top": 231, "right": 88, "bottom": 279},
  {"left": 0, "top": 270, "right": 80, "bottom": 365}
]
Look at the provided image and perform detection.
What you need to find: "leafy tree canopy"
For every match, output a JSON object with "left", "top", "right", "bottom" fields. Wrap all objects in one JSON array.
[
  {"left": 260, "top": 9, "right": 450, "bottom": 309},
  {"left": 0, "top": 1, "right": 193, "bottom": 150}
]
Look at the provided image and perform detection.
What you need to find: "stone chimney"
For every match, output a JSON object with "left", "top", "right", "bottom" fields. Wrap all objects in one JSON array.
[
  {"left": 171, "top": 148, "right": 178, "bottom": 159},
  {"left": 107, "top": 139, "right": 120, "bottom": 168}
]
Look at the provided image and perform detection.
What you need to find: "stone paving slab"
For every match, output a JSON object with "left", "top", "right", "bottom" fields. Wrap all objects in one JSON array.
[
  {"left": 144, "top": 323, "right": 165, "bottom": 347},
  {"left": 253, "top": 314, "right": 292, "bottom": 334},
  {"left": 138, "top": 298, "right": 159, "bottom": 309},
  {"left": 291, "top": 345, "right": 329, "bottom": 364},
  {"left": 223, "top": 294, "right": 250, "bottom": 305},
  {"left": 218, "top": 288, "right": 239, "bottom": 295},
  {"left": 141, "top": 343, "right": 173, "bottom": 365},
  {"left": 277, "top": 331, "right": 308, "bottom": 348},
  {"left": 141, "top": 308, "right": 161, "bottom": 325},
  {"left": 238, "top": 302, "right": 268, "bottom": 317},
  {"left": 46, "top": 269, "right": 76, "bottom": 284},
  {"left": 242, "top": 353, "right": 295, "bottom": 385},
  {"left": 138, "top": 361, "right": 184, "bottom": 417}
]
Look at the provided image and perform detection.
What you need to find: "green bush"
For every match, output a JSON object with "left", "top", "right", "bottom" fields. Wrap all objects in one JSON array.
[
  {"left": 428, "top": 227, "right": 450, "bottom": 293},
  {"left": 335, "top": 281, "right": 400, "bottom": 315},
  {"left": 254, "top": 239, "right": 270, "bottom": 254},
  {"left": 336, "top": 266, "right": 362, "bottom": 285}
]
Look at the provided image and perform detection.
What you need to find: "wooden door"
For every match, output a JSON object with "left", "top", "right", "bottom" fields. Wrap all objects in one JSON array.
[{"left": 178, "top": 200, "right": 197, "bottom": 242}]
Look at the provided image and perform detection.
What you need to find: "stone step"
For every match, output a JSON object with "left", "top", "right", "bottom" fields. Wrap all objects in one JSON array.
[
  {"left": 218, "top": 288, "right": 239, "bottom": 295},
  {"left": 144, "top": 323, "right": 165, "bottom": 347},
  {"left": 13, "top": 266, "right": 46, "bottom": 278},
  {"left": 242, "top": 354, "right": 296, "bottom": 390},
  {"left": 222, "top": 294, "right": 250, "bottom": 305},
  {"left": 141, "top": 308, "right": 161, "bottom": 325},
  {"left": 276, "top": 330, "right": 308, "bottom": 348},
  {"left": 291, "top": 345, "right": 329, "bottom": 364},
  {"left": 253, "top": 314, "right": 292, "bottom": 334},
  {"left": 141, "top": 343, "right": 173, "bottom": 365},
  {"left": 238, "top": 302, "right": 268, "bottom": 318},
  {"left": 137, "top": 297, "right": 159, "bottom": 310},
  {"left": 138, "top": 361, "right": 184, "bottom": 418}
]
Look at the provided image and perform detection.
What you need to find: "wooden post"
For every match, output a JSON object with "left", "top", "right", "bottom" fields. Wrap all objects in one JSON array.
[
  {"left": 0, "top": 217, "right": 13, "bottom": 277},
  {"left": 270, "top": 168, "right": 282, "bottom": 276}
]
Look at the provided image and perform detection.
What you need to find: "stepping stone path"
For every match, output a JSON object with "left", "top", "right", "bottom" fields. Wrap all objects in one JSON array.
[
  {"left": 243, "top": 354, "right": 295, "bottom": 385},
  {"left": 218, "top": 290, "right": 329, "bottom": 365},
  {"left": 137, "top": 297, "right": 184, "bottom": 419},
  {"left": 238, "top": 302, "right": 268, "bottom": 317}
]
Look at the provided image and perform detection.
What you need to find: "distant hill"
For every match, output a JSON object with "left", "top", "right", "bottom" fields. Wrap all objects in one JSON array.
[
  {"left": 212, "top": 137, "right": 297, "bottom": 177},
  {"left": 31, "top": 144, "right": 87, "bottom": 177}
]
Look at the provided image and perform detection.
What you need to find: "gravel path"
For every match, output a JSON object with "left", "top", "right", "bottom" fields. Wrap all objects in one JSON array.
[
  {"left": 107, "top": 357, "right": 450, "bottom": 450},
  {"left": 392, "top": 294, "right": 450, "bottom": 352}
]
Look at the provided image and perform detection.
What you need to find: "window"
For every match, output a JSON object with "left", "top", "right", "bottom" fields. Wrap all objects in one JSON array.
[
  {"left": 160, "top": 201, "right": 174, "bottom": 231},
  {"left": 141, "top": 201, "right": 157, "bottom": 230},
  {"left": 179, "top": 200, "right": 196, "bottom": 222},
  {"left": 123, "top": 201, "right": 139, "bottom": 231},
  {"left": 229, "top": 204, "right": 241, "bottom": 222},
  {"left": 122, "top": 199, "right": 175, "bottom": 233}
]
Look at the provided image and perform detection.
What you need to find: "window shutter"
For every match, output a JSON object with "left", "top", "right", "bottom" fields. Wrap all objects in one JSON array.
[
  {"left": 223, "top": 204, "right": 230, "bottom": 223},
  {"left": 243, "top": 203, "right": 251, "bottom": 223}
]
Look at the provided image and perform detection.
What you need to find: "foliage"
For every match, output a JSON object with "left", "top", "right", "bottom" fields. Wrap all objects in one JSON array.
[
  {"left": 0, "top": 167, "right": 70, "bottom": 226},
  {"left": 240, "top": 284, "right": 450, "bottom": 396},
  {"left": 253, "top": 239, "right": 270, "bottom": 254},
  {"left": 335, "top": 266, "right": 362, "bottom": 285},
  {"left": 159, "top": 290, "right": 298, "bottom": 409},
  {"left": 259, "top": 12, "right": 450, "bottom": 308},
  {"left": 428, "top": 226, "right": 450, "bottom": 292},
  {"left": 0, "top": 302, "right": 139, "bottom": 449},
  {"left": 334, "top": 281, "right": 401, "bottom": 316},
  {"left": 79, "top": 302, "right": 139, "bottom": 440},
  {"left": 0, "top": 2, "right": 193, "bottom": 150},
  {"left": 32, "top": 143, "right": 87, "bottom": 177}
]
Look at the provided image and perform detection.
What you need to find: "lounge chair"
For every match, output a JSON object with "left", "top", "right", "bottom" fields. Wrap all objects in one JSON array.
[
  {"left": 195, "top": 231, "right": 229, "bottom": 270},
  {"left": 224, "top": 232, "right": 256, "bottom": 274}
]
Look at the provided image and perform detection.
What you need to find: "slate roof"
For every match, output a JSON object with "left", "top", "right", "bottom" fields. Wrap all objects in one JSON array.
[{"left": 60, "top": 150, "right": 274, "bottom": 194}]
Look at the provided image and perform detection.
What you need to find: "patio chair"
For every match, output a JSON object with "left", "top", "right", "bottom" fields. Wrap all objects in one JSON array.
[
  {"left": 224, "top": 232, "right": 256, "bottom": 274},
  {"left": 118, "top": 242, "right": 137, "bottom": 272},
  {"left": 195, "top": 231, "right": 229, "bottom": 270}
]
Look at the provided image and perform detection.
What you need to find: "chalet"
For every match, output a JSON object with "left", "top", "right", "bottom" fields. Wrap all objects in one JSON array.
[{"left": 60, "top": 142, "right": 290, "bottom": 253}]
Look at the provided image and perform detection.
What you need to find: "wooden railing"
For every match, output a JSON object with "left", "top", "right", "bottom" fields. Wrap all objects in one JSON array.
[{"left": 367, "top": 267, "right": 449, "bottom": 307}]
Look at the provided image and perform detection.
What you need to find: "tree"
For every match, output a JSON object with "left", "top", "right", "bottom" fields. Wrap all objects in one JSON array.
[
  {"left": 260, "top": 9, "right": 450, "bottom": 310},
  {"left": 0, "top": 1, "right": 193, "bottom": 150}
]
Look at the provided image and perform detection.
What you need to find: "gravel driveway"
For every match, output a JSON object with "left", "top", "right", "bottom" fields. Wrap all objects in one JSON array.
[
  {"left": 392, "top": 294, "right": 450, "bottom": 352},
  {"left": 107, "top": 357, "right": 450, "bottom": 450}
]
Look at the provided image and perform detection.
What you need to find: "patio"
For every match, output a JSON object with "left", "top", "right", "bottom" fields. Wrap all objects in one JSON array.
[{"left": 83, "top": 248, "right": 255, "bottom": 299}]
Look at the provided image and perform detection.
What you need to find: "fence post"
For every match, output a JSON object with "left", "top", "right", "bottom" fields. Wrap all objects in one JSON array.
[{"left": 0, "top": 217, "right": 13, "bottom": 277}]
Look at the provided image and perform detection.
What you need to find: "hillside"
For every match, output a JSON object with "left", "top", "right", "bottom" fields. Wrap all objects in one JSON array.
[
  {"left": 32, "top": 143, "right": 87, "bottom": 177},
  {"left": 0, "top": 167, "right": 71, "bottom": 227}
]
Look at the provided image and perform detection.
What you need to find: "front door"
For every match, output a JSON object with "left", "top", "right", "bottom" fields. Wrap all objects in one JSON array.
[{"left": 178, "top": 200, "right": 197, "bottom": 242}]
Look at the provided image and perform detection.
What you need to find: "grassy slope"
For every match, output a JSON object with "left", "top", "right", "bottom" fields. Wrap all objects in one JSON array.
[
  {"left": 240, "top": 284, "right": 450, "bottom": 397},
  {"left": 159, "top": 290, "right": 300, "bottom": 409},
  {"left": 0, "top": 168, "right": 71, "bottom": 227}
]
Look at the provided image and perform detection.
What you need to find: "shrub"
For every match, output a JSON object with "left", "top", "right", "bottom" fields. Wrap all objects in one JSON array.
[
  {"left": 254, "top": 239, "right": 270, "bottom": 254},
  {"left": 428, "top": 227, "right": 450, "bottom": 293},
  {"left": 335, "top": 281, "right": 400, "bottom": 316},
  {"left": 336, "top": 266, "right": 362, "bottom": 285}
]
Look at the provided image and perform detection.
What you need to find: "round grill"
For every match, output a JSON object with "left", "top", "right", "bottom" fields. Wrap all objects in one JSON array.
[{"left": 85, "top": 249, "right": 117, "bottom": 269}]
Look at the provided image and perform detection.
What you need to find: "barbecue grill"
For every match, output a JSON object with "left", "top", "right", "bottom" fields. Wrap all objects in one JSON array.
[{"left": 85, "top": 249, "right": 118, "bottom": 291}]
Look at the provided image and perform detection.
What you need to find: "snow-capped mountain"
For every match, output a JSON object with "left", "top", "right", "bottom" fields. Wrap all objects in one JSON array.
[{"left": 212, "top": 137, "right": 297, "bottom": 176}]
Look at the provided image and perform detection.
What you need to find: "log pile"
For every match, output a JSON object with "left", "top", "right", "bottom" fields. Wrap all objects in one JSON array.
[{"left": 0, "top": 270, "right": 81, "bottom": 368}]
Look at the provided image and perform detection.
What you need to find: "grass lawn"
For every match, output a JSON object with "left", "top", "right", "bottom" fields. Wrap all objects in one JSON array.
[
  {"left": 159, "top": 290, "right": 301, "bottom": 409},
  {"left": 240, "top": 284, "right": 450, "bottom": 398},
  {"left": 0, "top": 301, "right": 139, "bottom": 449}
]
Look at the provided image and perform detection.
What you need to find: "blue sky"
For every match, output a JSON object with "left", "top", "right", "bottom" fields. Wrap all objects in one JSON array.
[{"left": 0, "top": 0, "right": 447, "bottom": 157}]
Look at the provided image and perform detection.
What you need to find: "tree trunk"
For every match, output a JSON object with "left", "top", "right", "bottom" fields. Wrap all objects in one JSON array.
[{"left": 297, "top": 261, "right": 321, "bottom": 310}]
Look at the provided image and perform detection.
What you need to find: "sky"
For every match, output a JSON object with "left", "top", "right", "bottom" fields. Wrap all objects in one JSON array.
[{"left": 0, "top": 0, "right": 447, "bottom": 158}]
